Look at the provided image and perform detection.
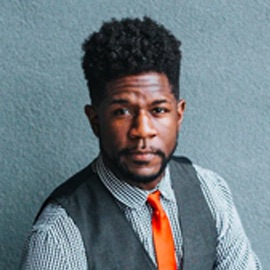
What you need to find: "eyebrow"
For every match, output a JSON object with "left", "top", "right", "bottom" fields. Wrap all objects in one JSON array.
[
  {"left": 109, "top": 98, "right": 130, "bottom": 105},
  {"left": 151, "top": 99, "right": 170, "bottom": 105}
]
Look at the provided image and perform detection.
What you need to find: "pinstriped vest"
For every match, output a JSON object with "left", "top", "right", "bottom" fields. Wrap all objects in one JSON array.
[{"left": 38, "top": 156, "right": 217, "bottom": 269}]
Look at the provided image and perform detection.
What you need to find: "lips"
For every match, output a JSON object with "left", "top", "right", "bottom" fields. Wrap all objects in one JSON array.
[
  {"left": 121, "top": 150, "right": 158, "bottom": 165},
  {"left": 125, "top": 150, "right": 159, "bottom": 163},
  {"left": 119, "top": 146, "right": 165, "bottom": 164}
]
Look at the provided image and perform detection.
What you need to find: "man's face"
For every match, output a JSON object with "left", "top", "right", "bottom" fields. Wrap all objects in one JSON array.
[{"left": 85, "top": 72, "right": 185, "bottom": 190}]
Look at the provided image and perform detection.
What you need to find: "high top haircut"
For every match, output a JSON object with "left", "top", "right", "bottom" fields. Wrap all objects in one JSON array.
[{"left": 82, "top": 17, "right": 182, "bottom": 105}]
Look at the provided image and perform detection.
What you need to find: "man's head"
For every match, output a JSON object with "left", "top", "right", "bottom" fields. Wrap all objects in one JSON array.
[
  {"left": 82, "top": 17, "right": 185, "bottom": 189},
  {"left": 82, "top": 17, "right": 181, "bottom": 106}
]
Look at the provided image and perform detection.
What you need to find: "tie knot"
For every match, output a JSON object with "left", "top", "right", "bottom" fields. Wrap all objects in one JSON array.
[{"left": 147, "top": 190, "right": 162, "bottom": 212}]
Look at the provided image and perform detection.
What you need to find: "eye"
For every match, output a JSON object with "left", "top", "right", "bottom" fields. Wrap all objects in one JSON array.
[
  {"left": 151, "top": 107, "right": 169, "bottom": 114},
  {"left": 113, "top": 108, "right": 130, "bottom": 116}
]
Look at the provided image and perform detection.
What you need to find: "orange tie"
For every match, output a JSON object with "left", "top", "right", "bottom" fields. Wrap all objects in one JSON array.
[{"left": 147, "top": 190, "right": 177, "bottom": 270}]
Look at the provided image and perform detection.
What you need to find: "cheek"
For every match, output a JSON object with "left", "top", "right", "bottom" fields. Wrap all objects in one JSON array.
[
  {"left": 100, "top": 122, "right": 127, "bottom": 147},
  {"left": 156, "top": 120, "right": 179, "bottom": 145},
  {"left": 156, "top": 118, "right": 179, "bottom": 135}
]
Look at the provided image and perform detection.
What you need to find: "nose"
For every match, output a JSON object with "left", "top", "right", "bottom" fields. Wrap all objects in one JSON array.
[{"left": 129, "top": 111, "right": 157, "bottom": 139}]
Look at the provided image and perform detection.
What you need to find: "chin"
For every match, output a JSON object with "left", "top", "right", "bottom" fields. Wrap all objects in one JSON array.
[{"left": 121, "top": 166, "right": 165, "bottom": 184}]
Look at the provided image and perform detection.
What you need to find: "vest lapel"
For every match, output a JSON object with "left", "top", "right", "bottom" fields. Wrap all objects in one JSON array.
[{"left": 170, "top": 157, "right": 216, "bottom": 270}]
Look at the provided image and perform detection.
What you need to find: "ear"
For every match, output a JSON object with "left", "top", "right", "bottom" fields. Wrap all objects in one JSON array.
[
  {"left": 176, "top": 99, "right": 186, "bottom": 130},
  {"left": 84, "top": 105, "right": 100, "bottom": 137}
]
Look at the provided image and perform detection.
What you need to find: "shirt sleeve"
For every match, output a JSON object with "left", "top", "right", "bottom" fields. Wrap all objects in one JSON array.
[
  {"left": 194, "top": 165, "right": 262, "bottom": 270},
  {"left": 19, "top": 204, "right": 87, "bottom": 270}
]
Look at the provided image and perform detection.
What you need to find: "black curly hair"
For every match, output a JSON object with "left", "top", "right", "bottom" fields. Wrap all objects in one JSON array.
[{"left": 82, "top": 17, "right": 182, "bottom": 105}]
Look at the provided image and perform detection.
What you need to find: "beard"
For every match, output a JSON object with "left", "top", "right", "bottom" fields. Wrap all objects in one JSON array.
[{"left": 100, "top": 143, "right": 177, "bottom": 185}]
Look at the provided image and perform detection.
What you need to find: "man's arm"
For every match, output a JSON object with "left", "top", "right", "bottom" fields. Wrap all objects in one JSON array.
[
  {"left": 195, "top": 165, "right": 262, "bottom": 270},
  {"left": 20, "top": 204, "right": 87, "bottom": 270}
]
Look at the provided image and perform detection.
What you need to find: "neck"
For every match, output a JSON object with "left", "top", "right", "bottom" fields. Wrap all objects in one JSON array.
[{"left": 123, "top": 173, "right": 164, "bottom": 191}]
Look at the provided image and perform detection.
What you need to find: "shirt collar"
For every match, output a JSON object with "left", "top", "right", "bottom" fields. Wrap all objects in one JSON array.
[{"left": 95, "top": 154, "right": 175, "bottom": 209}]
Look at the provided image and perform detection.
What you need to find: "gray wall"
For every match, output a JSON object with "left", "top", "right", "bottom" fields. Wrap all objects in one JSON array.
[{"left": 1, "top": 0, "right": 269, "bottom": 269}]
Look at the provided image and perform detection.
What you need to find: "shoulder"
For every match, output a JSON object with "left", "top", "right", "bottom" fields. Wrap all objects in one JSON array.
[
  {"left": 171, "top": 156, "right": 234, "bottom": 229},
  {"left": 192, "top": 164, "right": 236, "bottom": 236},
  {"left": 193, "top": 164, "right": 232, "bottom": 199},
  {"left": 170, "top": 157, "right": 262, "bottom": 268},
  {"left": 171, "top": 156, "right": 232, "bottom": 203},
  {"left": 20, "top": 203, "right": 87, "bottom": 269},
  {"left": 34, "top": 203, "right": 78, "bottom": 234},
  {"left": 33, "top": 203, "right": 85, "bottom": 252},
  {"left": 191, "top": 166, "right": 262, "bottom": 269}
]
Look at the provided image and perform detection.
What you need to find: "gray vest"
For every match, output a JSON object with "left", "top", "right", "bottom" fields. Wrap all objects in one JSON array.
[{"left": 38, "top": 156, "right": 217, "bottom": 269}]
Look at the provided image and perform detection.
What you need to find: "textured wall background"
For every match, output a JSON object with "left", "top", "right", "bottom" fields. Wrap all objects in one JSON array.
[{"left": 1, "top": 0, "right": 269, "bottom": 269}]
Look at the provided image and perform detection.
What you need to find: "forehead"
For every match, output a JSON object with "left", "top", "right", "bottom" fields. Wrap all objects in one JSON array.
[{"left": 104, "top": 72, "right": 174, "bottom": 101}]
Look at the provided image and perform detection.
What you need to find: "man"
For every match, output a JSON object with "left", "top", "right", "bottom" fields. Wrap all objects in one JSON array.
[{"left": 20, "top": 17, "right": 261, "bottom": 269}]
